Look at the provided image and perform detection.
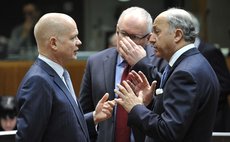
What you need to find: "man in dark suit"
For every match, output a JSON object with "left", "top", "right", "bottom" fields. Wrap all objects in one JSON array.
[
  {"left": 115, "top": 8, "right": 220, "bottom": 142},
  {"left": 79, "top": 7, "right": 167, "bottom": 142},
  {"left": 16, "top": 13, "right": 115, "bottom": 142},
  {"left": 197, "top": 40, "right": 230, "bottom": 132},
  {"left": 191, "top": 13, "right": 230, "bottom": 132}
]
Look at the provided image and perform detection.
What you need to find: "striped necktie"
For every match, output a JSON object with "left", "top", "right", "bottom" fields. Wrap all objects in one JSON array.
[{"left": 63, "top": 70, "right": 77, "bottom": 103}]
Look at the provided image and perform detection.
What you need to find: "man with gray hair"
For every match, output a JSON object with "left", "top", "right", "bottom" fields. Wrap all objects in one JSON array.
[
  {"left": 79, "top": 6, "right": 167, "bottom": 142},
  {"left": 115, "top": 8, "right": 220, "bottom": 142}
]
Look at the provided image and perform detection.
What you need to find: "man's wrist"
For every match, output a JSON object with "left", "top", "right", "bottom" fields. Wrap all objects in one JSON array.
[{"left": 93, "top": 111, "right": 98, "bottom": 125}]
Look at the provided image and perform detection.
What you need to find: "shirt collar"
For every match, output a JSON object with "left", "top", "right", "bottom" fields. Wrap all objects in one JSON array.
[
  {"left": 116, "top": 54, "right": 126, "bottom": 67},
  {"left": 169, "top": 43, "right": 195, "bottom": 67},
  {"left": 38, "top": 54, "right": 64, "bottom": 78}
]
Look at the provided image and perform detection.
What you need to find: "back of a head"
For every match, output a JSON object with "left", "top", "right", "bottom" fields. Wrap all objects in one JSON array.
[
  {"left": 162, "top": 8, "right": 198, "bottom": 43},
  {"left": 0, "top": 96, "right": 17, "bottom": 119},
  {"left": 189, "top": 12, "right": 200, "bottom": 35}
]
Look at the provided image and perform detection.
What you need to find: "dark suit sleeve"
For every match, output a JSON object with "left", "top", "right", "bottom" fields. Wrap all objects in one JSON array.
[
  {"left": 132, "top": 56, "right": 164, "bottom": 88},
  {"left": 79, "top": 58, "right": 95, "bottom": 113},
  {"left": 79, "top": 58, "right": 98, "bottom": 141},
  {"left": 127, "top": 71, "right": 198, "bottom": 141},
  {"left": 84, "top": 112, "right": 97, "bottom": 141},
  {"left": 201, "top": 46, "right": 230, "bottom": 97},
  {"left": 16, "top": 76, "right": 53, "bottom": 142}
]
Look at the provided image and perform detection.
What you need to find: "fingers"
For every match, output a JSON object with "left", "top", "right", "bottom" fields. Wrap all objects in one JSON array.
[
  {"left": 150, "top": 80, "right": 157, "bottom": 92},
  {"left": 120, "top": 37, "right": 133, "bottom": 51},
  {"left": 102, "top": 100, "right": 115, "bottom": 117},
  {"left": 127, "top": 80, "right": 135, "bottom": 91},
  {"left": 114, "top": 97, "right": 123, "bottom": 104},
  {"left": 119, "top": 37, "right": 137, "bottom": 56},
  {"left": 138, "top": 71, "right": 149, "bottom": 84},
  {"left": 121, "top": 80, "right": 134, "bottom": 94},
  {"left": 129, "top": 70, "right": 143, "bottom": 85},
  {"left": 99, "top": 93, "right": 109, "bottom": 103},
  {"left": 114, "top": 85, "right": 126, "bottom": 99}
]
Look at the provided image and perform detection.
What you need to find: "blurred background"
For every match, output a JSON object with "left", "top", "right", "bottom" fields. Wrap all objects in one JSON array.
[
  {"left": 0, "top": 0, "right": 230, "bottom": 97},
  {"left": 0, "top": 0, "right": 229, "bottom": 53}
]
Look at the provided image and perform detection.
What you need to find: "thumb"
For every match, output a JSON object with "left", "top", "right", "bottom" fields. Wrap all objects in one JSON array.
[
  {"left": 150, "top": 81, "right": 157, "bottom": 92},
  {"left": 99, "top": 93, "right": 109, "bottom": 103}
]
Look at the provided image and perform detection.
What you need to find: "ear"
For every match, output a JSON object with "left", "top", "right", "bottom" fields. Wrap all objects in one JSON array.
[
  {"left": 174, "top": 28, "right": 183, "bottom": 43},
  {"left": 49, "top": 36, "right": 58, "bottom": 51}
]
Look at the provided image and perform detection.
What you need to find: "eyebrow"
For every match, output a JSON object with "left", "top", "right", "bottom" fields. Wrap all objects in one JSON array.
[{"left": 118, "top": 26, "right": 149, "bottom": 38}]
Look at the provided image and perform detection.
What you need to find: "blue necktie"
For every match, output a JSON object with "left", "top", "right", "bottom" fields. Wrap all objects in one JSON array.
[
  {"left": 63, "top": 70, "right": 77, "bottom": 103},
  {"left": 160, "top": 64, "right": 171, "bottom": 87}
]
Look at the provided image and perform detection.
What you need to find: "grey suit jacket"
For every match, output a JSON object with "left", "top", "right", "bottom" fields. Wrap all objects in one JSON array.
[
  {"left": 16, "top": 59, "right": 92, "bottom": 142},
  {"left": 79, "top": 45, "right": 167, "bottom": 142},
  {"left": 128, "top": 48, "right": 220, "bottom": 142}
]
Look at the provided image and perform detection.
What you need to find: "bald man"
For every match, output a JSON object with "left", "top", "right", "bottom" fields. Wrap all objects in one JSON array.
[
  {"left": 115, "top": 8, "right": 219, "bottom": 142},
  {"left": 16, "top": 13, "right": 115, "bottom": 142}
]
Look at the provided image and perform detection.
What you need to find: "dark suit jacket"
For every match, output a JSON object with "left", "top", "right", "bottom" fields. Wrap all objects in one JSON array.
[
  {"left": 16, "top": 59, "right": 93, "bottom": 142},
  {"left": 79, "top": 45, "right": 167, "bottom": 142},
  {"left": 198, "top": 40, "right": 230, "bottom": 131},
  {"left": 128, "top": 48, "right": 220, "bottom": 142}
]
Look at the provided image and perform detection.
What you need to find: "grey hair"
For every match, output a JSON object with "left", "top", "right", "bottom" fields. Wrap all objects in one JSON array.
[
  {"left": 164, "top": 8, "right": 198, "bottom": 42},
  {"left": 117, "top": 6, "right": 153, "bottom": 33},
  {"left": 189, "top": 12, "right": 200, "bottom": 35}
]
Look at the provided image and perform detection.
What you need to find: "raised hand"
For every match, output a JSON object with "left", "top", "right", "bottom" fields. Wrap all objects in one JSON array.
[
  {"left": 127, "top": 70, "right": 156, "bottom": 106},
  {"left": 93, "top": 93, "right": 116, "bottom": 124}
]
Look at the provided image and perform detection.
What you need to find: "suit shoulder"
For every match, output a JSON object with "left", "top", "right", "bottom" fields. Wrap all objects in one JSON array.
[{"left": 87, "top": 48, "right": 117, "bottom": 61}]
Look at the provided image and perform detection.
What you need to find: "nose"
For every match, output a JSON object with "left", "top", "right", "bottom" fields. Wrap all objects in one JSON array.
[
  {"left": 75, "top": 37, "right": 82, "bottom": 46},
  {"left": 149, "top": 33, "right": 156, "bottom": 44}
]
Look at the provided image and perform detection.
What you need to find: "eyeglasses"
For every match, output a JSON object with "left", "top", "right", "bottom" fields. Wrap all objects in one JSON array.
[{"left": 116, "top": 27, "right": 150, "bottom": 41}]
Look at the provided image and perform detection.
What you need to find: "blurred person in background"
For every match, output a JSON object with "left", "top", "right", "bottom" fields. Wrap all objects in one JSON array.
[
  {"left": 107, "top": 32, "right": 117, "bottom": 48},
  {"left": 192, "top": 13, "right": 230, "bottom": 132},
  {"left": 0, "top": 96, "right": 17, "bottom": 131},
  {"left": 7, "top": 2, "right": 41, "bottom": 60}
]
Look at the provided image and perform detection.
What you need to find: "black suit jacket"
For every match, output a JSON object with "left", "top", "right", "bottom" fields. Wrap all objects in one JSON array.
[
  {"left": 198, "top": 40, "right": 230, "bottom": 103},
  {"left": 198, "top": 40, "right": 230, "bottom": 131},
  {"left": 79, "top": 45, "right": 167, "bottom": 142},
  {"left": 16, "top": 59, "right": 93, "bottom": 142},
  {"left": 128, "top": 48, "right": 220, "bottom": 142}
]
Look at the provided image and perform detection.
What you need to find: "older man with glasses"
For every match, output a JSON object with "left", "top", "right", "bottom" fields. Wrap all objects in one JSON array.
[{"left": 79, "top": 6, "right": 167, "bottom": 142}]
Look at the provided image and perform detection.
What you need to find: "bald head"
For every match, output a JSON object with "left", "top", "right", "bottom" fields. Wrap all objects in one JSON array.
[{"left": 34, "top": 13, "right": 77, "bottom": 51}]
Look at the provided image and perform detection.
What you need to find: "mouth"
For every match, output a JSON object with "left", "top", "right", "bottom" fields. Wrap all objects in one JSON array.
[{"left": 74, "top": 50, "right": 78, "bottom": 55}]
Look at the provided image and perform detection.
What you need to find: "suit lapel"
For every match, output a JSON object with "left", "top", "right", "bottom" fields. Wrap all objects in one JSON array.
[
  {"left": 162, "top": 48, "right": 200, "bottom": 88},
  {"left": 103, "top": 49, "right": 118, "bottom": 100},
  {"left": 53, "top": 76, "right": 90, "bottom": 140},
  {"left": 36, "top": 59, "right": 90, "bottom": 141}
]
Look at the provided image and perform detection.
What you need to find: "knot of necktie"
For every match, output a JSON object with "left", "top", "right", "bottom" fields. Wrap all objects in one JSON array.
[{"left": 121, "top": 62, "right": 131, "bottom": 82}]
